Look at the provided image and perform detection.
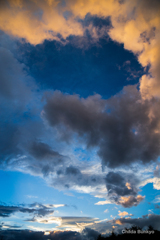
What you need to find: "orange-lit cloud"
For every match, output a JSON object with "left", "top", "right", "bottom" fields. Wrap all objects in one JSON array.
[
  {"left": 119, "top": 195, "right": 145, "bottom": 208},
  {"left": 118, "top": 211, "right": 129, "bottom": 217},
  {"left": 0, "top": 0, "right": 160, "bottom": 99},
  {"left": 115, "top": 219, "right": 123, "bottom": 225},
  {"left": 125, "top": 182, "right": 132, "bottom": 190},
  {"left": 0, "top": 0, "right": 84, "bottom": 45}
]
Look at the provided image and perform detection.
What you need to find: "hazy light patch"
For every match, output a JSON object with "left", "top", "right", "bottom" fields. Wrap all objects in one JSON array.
[
  {"left": 95, "top": 200, "right": 112, "bottom": 205},
  {"left": 153, "top": 195, "right": 160, "bottom": 203},
  {"left": 104, "top": 209, "right": 108, "bottom": 213}
]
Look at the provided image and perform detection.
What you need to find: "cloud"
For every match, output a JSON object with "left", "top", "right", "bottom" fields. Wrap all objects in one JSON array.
[
  {"left": 104, "top": 209, "right": 108, "bottom": 213},
  {"left": 118, "top": 195, "right": 145, "bottom": 208},
  {"left": 95, "top": 194, "right": 144, "bottom": 208},
  {"left": 0, "top": 46, "right": 34, "bottom": 103},
  {"left": 65, "top": 166, "right": 81, "bottom": 176},
  {"left": 154, "top": 164, "right": 160, "bottom": 178},
  {"left": 0, "top": 228, "right": 100, "bottom": 240},
  {"left": 105, "top": 171, "right": 138, "bottom": 197},
  {"left": 0, "top": 0, "right": 84, "bottom": 45},
  {"left": 82, "top": 228, "right": 100, "bottom": 240},
  {"left": 43, "top": 86, "right": 160, "bottom": 168},
  {"left": 0, "top": 203, "right": 55, "bottom": 218},
  {"left": 28, "top": 141, "right": 62, "bottom": 161},
  {"left": 26, "top": 215, "right": 97, "bottom": 232},
  {"left": 1, "top": 213, "right": 160, "bottom": 239},
  {"left": 115, "top": 213, "right": 160, "bottom": 231},
  {"left": 104, "top": 171, "right": 144, "bottom": 207},
  {"left": 153, "top": 195, "right": 160, "bottom": 203},
  {"left": 118, "top": 211, "right": 129, "bottom": 217},
  {"left": 0, "top": 0, "right": 160, "bottom": 100},
  {"left": 0, "top": 229, "right": 83, "bottom": 240},
  {"left": 95, "top": 200, "right": 112, "bottom": 206}
]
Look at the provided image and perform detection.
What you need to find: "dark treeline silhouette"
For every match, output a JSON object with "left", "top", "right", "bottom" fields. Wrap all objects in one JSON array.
[{"left": 97, "top": 226, "right": 160, "bottom": 240}]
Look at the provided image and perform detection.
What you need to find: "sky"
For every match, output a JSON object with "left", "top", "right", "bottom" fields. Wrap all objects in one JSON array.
[{"left": 0, "top": 0, "right": 160, "bottom": 239}]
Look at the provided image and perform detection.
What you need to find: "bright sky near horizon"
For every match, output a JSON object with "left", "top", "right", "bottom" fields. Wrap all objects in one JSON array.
[{"left": 0, "top": 0, "right": 160, "bottom": 239}]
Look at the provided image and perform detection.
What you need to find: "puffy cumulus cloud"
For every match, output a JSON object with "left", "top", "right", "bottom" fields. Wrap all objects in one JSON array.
[
  {"left": 118, "top": 211, "right": 129, "bottom": 217},
  {"left": 139, "top": 176, "right": 160, "bottom": 190},
  {"left": 0, "top": 0, "right": 84, "bottom": 45},
  {"left": 105, "top": 171, "right": 139, "bottom": 197},
  {"left": 95, "top": 171, "right": 144, "bottom": 208},
  {"left": 1, "top": 0, "right": 160, "bottom": 99},
  {"left": 104, "top": 171, "right": 145, "bottom": 208},
  {"left": 118, "top": 195, "right": 145, "bottom": 208},
  {"left": 152, "top": 177, "right": 160, "bottom": 190},
  {"left": 0, "top": 202, "right": 55, "bottom": 218},
  {"left": 42, "top": 86, "right": 160, "bottom": 168}
]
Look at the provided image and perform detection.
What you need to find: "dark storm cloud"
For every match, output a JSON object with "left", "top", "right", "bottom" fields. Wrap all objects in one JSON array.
[
  {"left": 105, "top": 171, "right": 138, "bottom": 197},
  {"left": 43, "top": 86, "right": 160, "bottom": 168},
  {"left": 81, "top": 228, "right": 100, "bottom": 240},
  {"left": 115, "top": 213, "right": 160, "bottom": 231},
  {"left": 0, "top": 229, "right": 84, "bottom": 240},
  {"left": 28, "top": 141, "right": 58, "bottom": 159},
  {"left": 65, "top": 166, "right": 81, "bottom": 175},
  {"left": 103, "top": 171, "right": 144, "bottom": 208},
  {"left": 0, "top": 203, "right": 54, "bottom": 218},
  {"left": 0, "top": 46, "right": 33, "bottom": 101},
  {"left": 27, "top": 141, "right": 69, "bottom": 176},
  {"left": 0, "top": 217, "right": 100, "bottom": 240},
  {"left": 28, "top": 141, "right": 65, "bottom": 164}
]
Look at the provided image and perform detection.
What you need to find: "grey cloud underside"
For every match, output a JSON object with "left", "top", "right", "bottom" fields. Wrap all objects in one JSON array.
[
  {"left": 116, "top": 214, "right": 160, "bottom": 231},
  {"left": 0, "top": 203, "right": 54, "bottom": 218},
  {"left": 52, "top": 165, "right": 105, "bottom": 190},
  {"left": 43, "top": 86, "right": 160, "bottom": 168}
]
